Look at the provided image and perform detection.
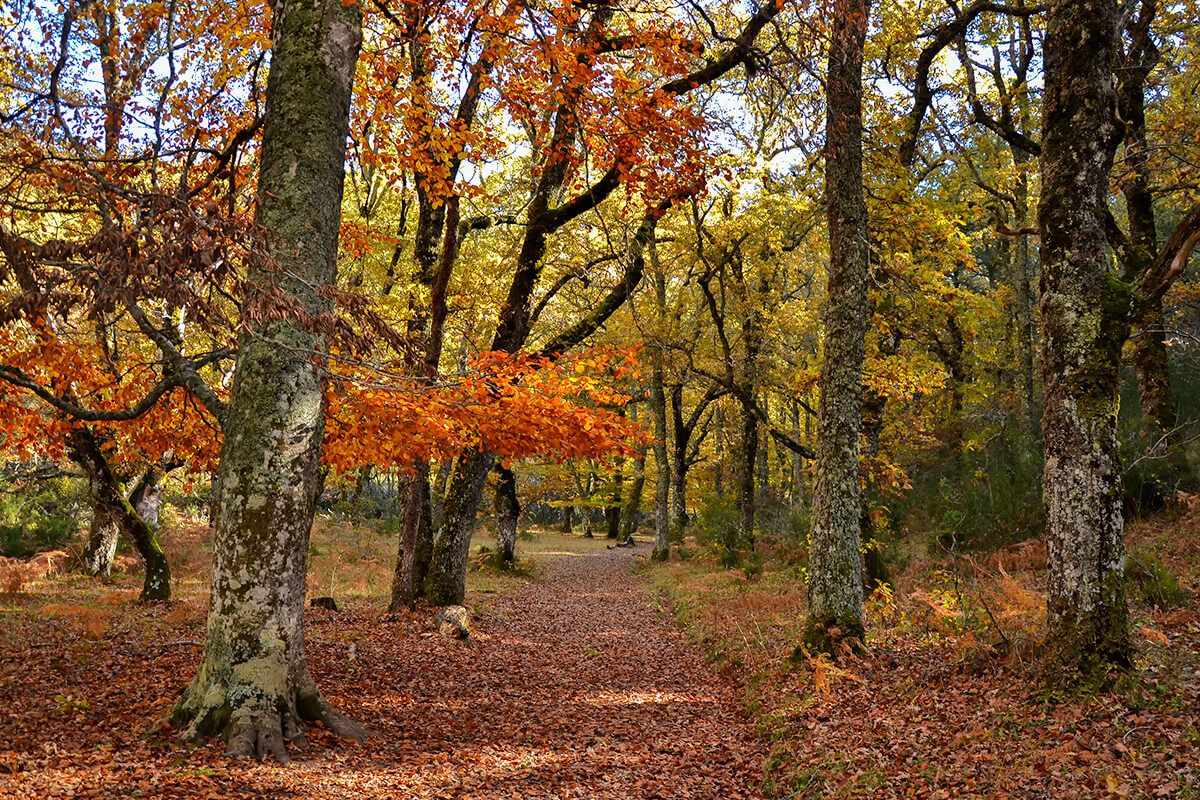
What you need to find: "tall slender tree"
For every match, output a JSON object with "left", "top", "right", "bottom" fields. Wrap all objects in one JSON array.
[{"left": 803, "top": 0, "right": 871, "bottom": 655}]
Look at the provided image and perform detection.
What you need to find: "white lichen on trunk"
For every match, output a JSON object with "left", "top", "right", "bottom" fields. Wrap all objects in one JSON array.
[
  {"left": 803, "top": 0, "right": 871, "bottom": 655},
  {"left": 1037, "top": 0, "right": 1132, "bottom": 675},
  {"left": 172, "top": 0, "right": 363, "bottom": 759}
]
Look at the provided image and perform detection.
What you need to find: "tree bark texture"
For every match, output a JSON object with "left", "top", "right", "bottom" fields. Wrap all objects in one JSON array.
[
  {"left": 650, "top": 292, "right": 671, "bottom": 560},
  {"left": 425, "top": 449, "right": 494, "bottom": 605},
  {"left": 389, "top": 465, "right": 432, "bottom": 611},
  {"left": 493, "top": 464, "right": 520, "bottom": 565},
  {"left": 735, "top": 399, "right": 758, "bottom": 561},
  {"left": 803, "top": 0, "right": 871, "bottom": 655},
  {"left": 172, "top": 0, "right": 364, "bottom": 759},
  {"left": 1037, "top": 0, "right": 1132, "bottom": 674}
]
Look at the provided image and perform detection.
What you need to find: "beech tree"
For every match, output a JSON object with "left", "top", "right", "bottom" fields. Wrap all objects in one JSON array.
[{"left": 171, "top": 0, "right": 366, "bottom": 757}]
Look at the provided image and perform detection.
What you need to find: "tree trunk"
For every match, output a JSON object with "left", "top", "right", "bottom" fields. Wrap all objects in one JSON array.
[
  {"left": 1131, "top": 301, "right": 1176, "bottom": 432},
  {"left": 621, "top": 434, "right": 647, "bottom": 544},
  {"left": 81, "top": 509, "right": 120, "bottom": 578},
  {"left": 650, "top": 379, "right": 670, "bottom": 559},
  {"left": 172, "top": 0, "right": 364, "bottom": 759},
  {"left": 493, "top": 464, "right": 520, "bottom": 565},
  {"left": 581, "top": 470, "right": 595, "bottom": 539},
  {"left": 755, "top": 400, "right": 769, "bottom": 504},
  {"left": 1011, "top": 149, "right": 1039, "bottom": 438},
  {"left": 605, "top": 457, "right": 624, "bottom": 540},
  {"left": 668, "top": 386, "right": 691, "bottom": 540},
  {"left": 559, "top": 505, "right": 574, "bottom": 534},
  {"left": 650, "top": 256, "right": 671, "bottom": 561},
  {"left": 714, "top": 402, "right": 725, "bottom": 499},
  {"left": 128, "top": 464, "right": 168, "bottom": 528},
  {"left": 389, "top": 465, "right": 431, "bottom": 611},
  {"left": 70, "top": 429, "right": 170, "bottom": 601},
  {"left": 430, "top": 460, "right": 451, "bottom": 531},
  {"left": 1114, "top": 14, "right": 1177, "bottom": 436},
  {"left": 1036, "top": 0, "right": 1132, "bottom": 675},
  {"left": 425, "top": 449, "right": 494, "bottom": 605},
  {"left": 802, "top": 0, "right": 870, "bottom": 656},
  {"left": 733, "top": 399, "right": 757, "bottom": 563},
  {"left": 790, "top": 401, "right": 805, "bottom": 507}
]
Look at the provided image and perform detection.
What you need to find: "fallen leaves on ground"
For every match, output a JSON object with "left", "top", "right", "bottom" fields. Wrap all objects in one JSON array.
[
  {"left": 0, "top": 544, "right": 765, "bottom": 799},
  {"left": 647, "top": 518, "right": 1200, "bottom": 800}
]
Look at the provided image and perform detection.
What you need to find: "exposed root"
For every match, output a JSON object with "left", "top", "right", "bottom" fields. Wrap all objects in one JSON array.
[
  {"left": 225, "top": 706, "right": 294, "bottom": 763},
  {"left": 174, "top": 688, "right": 366, "bottom": 764},
  {"left": 312, "top": 697, "right": 368, "bottom": 741}
]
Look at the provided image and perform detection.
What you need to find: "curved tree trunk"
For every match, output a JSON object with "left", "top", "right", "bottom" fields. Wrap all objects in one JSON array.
[
  {"left": 803, "top": 0, "right": 871, "bottom": 656},
  {"left": 1036, "top": 0, "right": 1131, "bottom": 676},
  {"left": 70, "top": 429, "right": 170, "bottom": 600},
  {"left": 171, "top": 0, "right": 364, "bottom": 760},
  {"left": 493, "top": 464, "right": 520, "bottom": 565}
]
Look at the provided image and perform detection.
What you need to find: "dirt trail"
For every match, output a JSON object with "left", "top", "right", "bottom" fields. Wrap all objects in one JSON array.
[{"left": 0, "top": 544, "right": 766, "bottom": 799}]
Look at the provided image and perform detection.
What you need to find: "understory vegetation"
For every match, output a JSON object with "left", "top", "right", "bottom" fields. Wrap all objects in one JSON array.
[{"left": 647, "top": 501, "right": 1200, "bottom": 798}]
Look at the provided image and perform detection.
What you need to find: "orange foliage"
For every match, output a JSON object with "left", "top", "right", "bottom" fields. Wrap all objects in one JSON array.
[{"left": 324, "top": 348, "right": 648, "bottom": 473}]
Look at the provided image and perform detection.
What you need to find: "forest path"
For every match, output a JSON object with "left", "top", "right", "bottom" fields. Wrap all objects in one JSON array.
[
  {"left": 324, "top": 542, "right": 767, "bottom": 799},
  {"left": 0, "top": 540, "right": 767, "bottom": 799}
]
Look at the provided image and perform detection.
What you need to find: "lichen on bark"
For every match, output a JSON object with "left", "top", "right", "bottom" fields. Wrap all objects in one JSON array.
[
  {"left": 803, "top": 0, "right": 871, "bottom": 657},
  {"left": 170, "top": 0, "right": 364, "bottom": 760},
  {"left": 1036, "top": 0, "right": 1133, "bottom": 678}
]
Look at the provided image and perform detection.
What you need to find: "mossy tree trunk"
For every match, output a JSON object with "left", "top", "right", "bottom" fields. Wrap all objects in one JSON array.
[
  {"left": 70, "top": 428, "right": 170, "bottom": 601},
  {"left": 803, "top": 0, "right": 870, "bottom": 656},
  {"left": 1036, "top": 0, "right": 1132, "bottom": 676},
  {"left": 171, "top": 0, "right": 364, "bottom": 760},
  {"left": 426, "top": 449, "right": 494, "bottom": 605},
  {"left": 650, "top": 272, "right": 671, "bottom": 560},
  {"left": 493, "top": 464, "right": 520, "bottom": 565},
  {"left": 620, "top": 428, "right": 647, "bottom": 545}
]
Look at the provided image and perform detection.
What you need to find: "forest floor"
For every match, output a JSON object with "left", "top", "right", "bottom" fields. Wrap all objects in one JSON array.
[
  {"left": 645, "top": 504, "right": 1200, "bottom": 799},
  {"left": 2, "top": 512, "right": 1199, "bottom": 799},
  {"left": 0, "top": 526, "right": 765, "bottom": 799}
]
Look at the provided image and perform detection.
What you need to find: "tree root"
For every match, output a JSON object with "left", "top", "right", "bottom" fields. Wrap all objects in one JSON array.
[{"left": 175, "top": 689, "right": 367, "bottom": 763}]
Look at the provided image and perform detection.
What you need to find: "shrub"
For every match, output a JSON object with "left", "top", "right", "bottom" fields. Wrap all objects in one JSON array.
[
  {"left": 0, "top": 478, "right": 85, "bottom": 558},
  {"left": 897, "top": 427, "right": 1044, "bottom": 553},
  {"left": 1125, "top": 549, "right": 1186, "bottom": 610}
]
